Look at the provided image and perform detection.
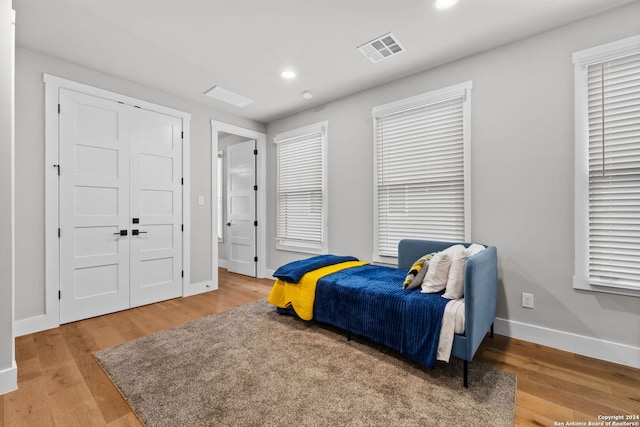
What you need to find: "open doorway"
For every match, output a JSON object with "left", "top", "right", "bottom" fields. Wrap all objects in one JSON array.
[
  {"left": 211, "top": 121, "right": 267, "bottom": 280},
  {"left": 219, "top": 134, "right": 256, "bottom": 276}
]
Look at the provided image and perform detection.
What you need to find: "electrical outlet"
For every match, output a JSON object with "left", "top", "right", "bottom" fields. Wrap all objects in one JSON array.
[{"left": 522, "top": 292, "right": 534, "bottom": 309}]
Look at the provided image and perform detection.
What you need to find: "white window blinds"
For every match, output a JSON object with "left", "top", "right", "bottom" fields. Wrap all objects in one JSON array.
[
  {"left": 574, "top": 35, "right": 640, "bottom": 296},
  {"left": 586, "top": 51, "right": 640, "bottom": 291},
  {"left": 274, "top": 122, "right": 328, "bottom": 254},
  {"left": 373, "top": 82, "right": 471, "bottom": 260}
]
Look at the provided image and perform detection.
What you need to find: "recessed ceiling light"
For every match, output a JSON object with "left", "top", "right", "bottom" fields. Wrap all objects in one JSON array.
[
  {"left": 281, "top": 70, "right": 297, "bottom": 79},
  {"left": 301, "top": 90, "right": 313, "bottom": 99},
  {"left": 435, "top": 0, "right": 458, "bottom": 10}
]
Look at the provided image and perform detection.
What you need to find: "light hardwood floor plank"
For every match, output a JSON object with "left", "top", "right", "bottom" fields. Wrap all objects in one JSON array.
[{"left": 3, "top": 268, "right": 639, "bottom": 426}]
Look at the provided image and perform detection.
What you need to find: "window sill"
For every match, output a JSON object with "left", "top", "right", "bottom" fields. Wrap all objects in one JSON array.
[
  {"left": 573, "top": 278, "right": 640, "bottom": 298},
  {"left": 277, "top": 242, "right": 325, "bottom": 255}
]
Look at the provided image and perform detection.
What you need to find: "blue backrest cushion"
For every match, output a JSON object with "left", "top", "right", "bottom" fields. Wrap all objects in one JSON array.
[{"left": 398, "top": 239, "right": 471, "bottom": 271}]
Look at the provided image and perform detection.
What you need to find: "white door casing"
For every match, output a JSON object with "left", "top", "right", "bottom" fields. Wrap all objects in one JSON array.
[
  {"left": 226, "top": 139, "right": 256, "bottom": 277},
  {"left": 210, "top": 121, "right": 266, "bottom": 284},
  {"left": 129, "top": 108, "right": 183, "bottom": 307},
  {"left": 14, "top": 74, "right": 192, "bottom": 336},
  {"left": 59, "top": 89, "right": 131, "bottom": 323}
]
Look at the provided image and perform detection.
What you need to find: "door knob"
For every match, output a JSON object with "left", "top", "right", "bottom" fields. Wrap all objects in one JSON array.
[
  {"left": 132, "top": 230, "right": 148, "bottom": 236},
  {"left": 113, "top": 230, "right": 128, "bottom": 236},
  {"left": 226, "top": 222, "right": 231, "bottom": 226}
]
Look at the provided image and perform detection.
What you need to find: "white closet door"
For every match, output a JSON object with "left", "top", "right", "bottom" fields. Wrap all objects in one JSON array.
[
  {"left": 226, "top": 140, "right": 256, "bottom": 277},
  {"left": 129, "top": 107, "right": 183, "bottom": 307},
  {"left": 59, "top": 89, "right": 131, "bottom": 323}
]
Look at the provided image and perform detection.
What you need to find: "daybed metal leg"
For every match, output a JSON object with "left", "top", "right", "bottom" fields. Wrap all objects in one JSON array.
[
  {"left": 490, "top": 323, "right": 494, "bottom": 338},
  {"left": 347, "top": 331, "right": 351, "bottom": 341},
  {"left": 463, "top": 360, "right": 469, "bottom": 388}
]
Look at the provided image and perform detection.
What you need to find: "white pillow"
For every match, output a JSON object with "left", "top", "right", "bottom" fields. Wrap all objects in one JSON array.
[
  {"left": 466, "top": 243, "right": 486, "bottom": 257},
  {"left": 443, "top": 246, "right": 468, "bottom": 299},
  {"left": 421, "top": 245, "right": 464, "bottom": 293},
  {"left": 443, "top": 244, "right": 487, "bottom": 299}
]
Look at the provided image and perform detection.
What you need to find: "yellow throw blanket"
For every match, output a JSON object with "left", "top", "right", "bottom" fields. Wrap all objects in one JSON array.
[{"left": 268, "top": 261, "right": 367, "bottom": 320}]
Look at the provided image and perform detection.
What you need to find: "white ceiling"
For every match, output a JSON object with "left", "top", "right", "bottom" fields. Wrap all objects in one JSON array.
[{"left": 13, "top": 0, "right": 638, "bottom": 123}]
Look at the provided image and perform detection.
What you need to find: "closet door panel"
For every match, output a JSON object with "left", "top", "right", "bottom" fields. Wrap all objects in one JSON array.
[
  {"left": 59, "top": 89, "right": 131, "bottom": 324},
  {"left": 129, "top": 108, "right": 183, "bottom": 307}
]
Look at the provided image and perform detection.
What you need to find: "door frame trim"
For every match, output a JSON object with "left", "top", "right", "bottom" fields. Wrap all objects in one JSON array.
[
  {"left": 16, "top": 74, "right": 191, "bottom": 335},
  {"left": 211, "top": 121, "right": 267, "bottom": 280}
]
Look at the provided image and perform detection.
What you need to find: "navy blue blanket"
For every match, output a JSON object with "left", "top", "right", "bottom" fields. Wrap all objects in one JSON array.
[
  {"left": 273, "top": 254, "right": 359, "bottom": 284},
  {"left": 313, "top": 264, "right": 449, "bottom": 369}
]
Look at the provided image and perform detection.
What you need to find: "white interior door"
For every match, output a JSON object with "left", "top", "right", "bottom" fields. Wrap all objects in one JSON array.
[
  {"left": 59, "top": 89, "right": 183, "bottom": 323},
  {"left": 59, "top": 89, "right": 131, "bottom": 323},
  {"left": 129, "top": 108, "right": 183, "bottom": 307},
  {"left": 226, "top": 140, "right": 256, "bottom": 276}
]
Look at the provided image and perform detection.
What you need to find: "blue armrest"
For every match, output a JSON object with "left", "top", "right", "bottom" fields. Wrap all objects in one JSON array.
[{"left": 462, "top": 246, "right": 498, "bottom": 360}]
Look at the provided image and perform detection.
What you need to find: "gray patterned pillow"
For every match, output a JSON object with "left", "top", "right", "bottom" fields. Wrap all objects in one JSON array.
[{"left": 403, "top": 253, "right": 435, "bottom": 290}]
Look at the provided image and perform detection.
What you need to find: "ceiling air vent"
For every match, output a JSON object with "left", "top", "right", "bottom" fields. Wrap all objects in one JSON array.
[{"left": 358, "top": 32, "right": 405, "bottom": 63}]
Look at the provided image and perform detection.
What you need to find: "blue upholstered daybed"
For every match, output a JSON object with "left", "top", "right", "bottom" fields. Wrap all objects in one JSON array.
[
  {"left": 398, "top": 239, "right": 498, "bottom": 386},
  {"left": 270, "top": 239, "right": 498, "bottom": 387}
]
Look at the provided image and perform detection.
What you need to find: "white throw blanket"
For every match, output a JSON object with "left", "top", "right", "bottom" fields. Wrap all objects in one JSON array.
[{"left": 437, "top": 299, "right": 465, "bottom": 362}]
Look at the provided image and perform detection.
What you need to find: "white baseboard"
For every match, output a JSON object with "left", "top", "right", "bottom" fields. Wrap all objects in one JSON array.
[
  {"left": 15, "top": 314, "right": 58, "bottom": 337},
  {"left": 494, "top": 317, "right": 640, "bottom": 369},
  {"left": 218, "top": 259, "right": 228, "bottom": 270},
  {"left": 264, "top": 268, "right": 275, "bottom": 279},
  {"left": 0, "top": 360, "right": 17, "bottom": 395},
  {"left": 16, "top": 280, "right": 220, "bottom": 337},
  {"left": 183, "top": 280, "right": 217, "bottom": 297}
]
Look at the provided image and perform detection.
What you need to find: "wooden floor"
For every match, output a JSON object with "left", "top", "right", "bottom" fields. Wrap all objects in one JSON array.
[{"left": 2, "top": 269, "right": 639, "bottom": 426}]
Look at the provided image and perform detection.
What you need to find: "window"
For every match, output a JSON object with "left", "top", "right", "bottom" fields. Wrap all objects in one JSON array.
[
  {"left": 373, "top": 82, "right": 472, "bottom": 262},
  {"left": 217, "top": 151, "right": 223, "bottom": 243},
  {"left": 573, "top": 35, "right": 640, "bottom": 297},
  {"left": 274, "top": 121, "right": 328, "bottom": 254}
]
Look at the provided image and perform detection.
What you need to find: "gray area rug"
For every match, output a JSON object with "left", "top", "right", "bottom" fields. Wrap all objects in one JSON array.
[{"left": 95, "top": 299, "right": 516, "bottom": 426}]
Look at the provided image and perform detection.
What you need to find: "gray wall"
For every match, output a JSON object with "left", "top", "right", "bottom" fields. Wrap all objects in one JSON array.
[
  {"left": 266, "top": 2, "right": 640, "bottom": 349},
  {"left": 0, "top": 0, "right": 15, "bottom": 389},
  {"left": 14, "top": 47, "right": 264, "bottom": 321}
]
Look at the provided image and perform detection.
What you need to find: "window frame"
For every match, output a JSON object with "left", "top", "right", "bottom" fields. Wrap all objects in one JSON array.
[
  {"left": 274, "top": 121, "right": 328, "bottom": 254},
  {"left": 372, "top": 81, "right": 472, "bottom": 264},
  {"left": 573, "top": 35, "right": 640, "bottom": 298}
]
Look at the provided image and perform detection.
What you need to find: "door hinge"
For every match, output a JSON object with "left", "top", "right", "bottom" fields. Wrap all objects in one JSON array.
[
  {"left": 181, "top": 131, "right": 184, "bottom": 139},
  {"left": 253, "top": 149, "right": 258, "bottom": 155},
  {"left": 58, "top": 290, "right": 61, "bottom": 300},
  {"left": 181, "top": 270, "right": 184, "bottom": 278},
  {"left": 58, "top": 228, "right": 61, "bottom": 238},
  {"left": 253, "top": 185, "right": 258, "bottom": 191},
  {"left": 254, "top": 220, "right": 258, "bottom": 227},
  {"left": 181, "top": 224, "right": 184, "bottom": 232},
  {"left": 181, "top": 177, "right": 184, "bottom": 185},
  {"left": 57, "top": 104, "right": 60, "bottom": 114},
  {"left": 254, "top": 256, "right": 258, "bottom": 262}
]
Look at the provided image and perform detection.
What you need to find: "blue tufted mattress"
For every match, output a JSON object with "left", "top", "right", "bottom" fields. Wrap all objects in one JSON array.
[{"left": 311, "top": 264, "right": 450, "bottom": 369}]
